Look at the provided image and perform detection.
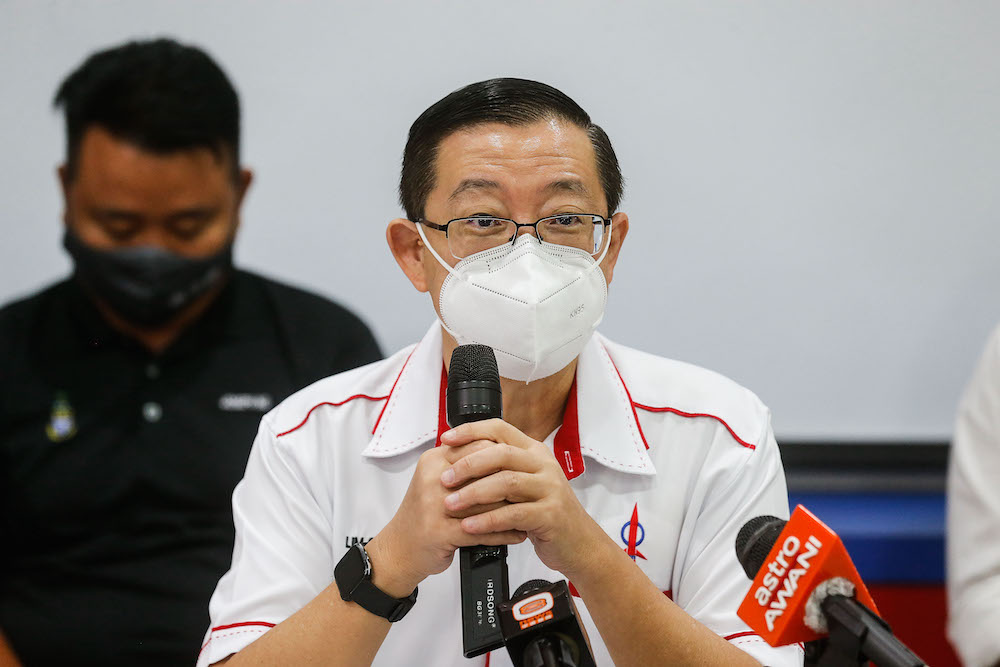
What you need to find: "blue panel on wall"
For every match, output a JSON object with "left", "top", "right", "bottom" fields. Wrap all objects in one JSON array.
[{"left": 787, "top": 492, "right": 945, "bottom": 583}]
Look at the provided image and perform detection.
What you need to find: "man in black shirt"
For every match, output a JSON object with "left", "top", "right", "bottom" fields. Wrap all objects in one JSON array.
[{"left": 0, "top": 39, "right": 381, "bottom": 665}]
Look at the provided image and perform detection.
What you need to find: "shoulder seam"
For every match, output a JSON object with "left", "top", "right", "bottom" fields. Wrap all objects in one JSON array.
[
  {"left": 633, "top": 403, "right": 757, "bottom": 450},
  {"left": 599, "top": 336, "right": 763, "bottom": 452},
  {"left": 275, "top": 394, "right": 388, "bottom": 438},
  {"left": 273, "top": 344, "right": 418, "bottom": 439}
]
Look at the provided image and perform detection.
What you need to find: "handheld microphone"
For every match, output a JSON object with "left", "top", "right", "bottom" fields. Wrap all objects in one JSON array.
[
  {"left": 448, "top": 344, "right": 509, "bottom": 658},
  {"left": 499, "top": 579, "right": 596, "bottom": 667},
  {"left": 735, "top": 505, "right": 926, "bottom": 667}
]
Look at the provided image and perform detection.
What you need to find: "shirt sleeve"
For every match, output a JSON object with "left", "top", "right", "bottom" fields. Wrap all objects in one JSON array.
[
  {"left": 948, "top": 325, "right": 1000, "bottom": 667},
  {"left": 674, "top": 410, "right": 803, "bottom": 667},
  {"left": 197, "top": 417, "right": 333, "bottom": 667}
]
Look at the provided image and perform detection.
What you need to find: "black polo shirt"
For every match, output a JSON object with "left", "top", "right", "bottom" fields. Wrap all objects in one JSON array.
[{"left": 0, "top": 270, "right": 381, "bottom": 665}]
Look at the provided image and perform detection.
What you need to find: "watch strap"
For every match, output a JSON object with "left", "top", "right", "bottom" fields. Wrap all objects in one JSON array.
[
  {"left": 351, "top": 574, "right": 418, "bottom": 622},
  {"left": 335, "top": 543, "right": 418, "bottom": 622}
]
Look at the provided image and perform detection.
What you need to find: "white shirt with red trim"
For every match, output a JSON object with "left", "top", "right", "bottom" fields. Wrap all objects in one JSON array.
[
  {"left": 198, "top": 324, "right": 802, "bottom": 666},
  {"left": 948, "top": 324, "right": 1000, "bottom": 667}
]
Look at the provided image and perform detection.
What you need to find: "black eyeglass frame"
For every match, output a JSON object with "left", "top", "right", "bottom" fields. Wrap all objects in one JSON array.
[{"left": 416, "top": 214, "right": 612, "bottom": 258}]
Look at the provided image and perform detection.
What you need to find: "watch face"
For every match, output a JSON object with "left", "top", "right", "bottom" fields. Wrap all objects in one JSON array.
[{"left": 334, "top": 544, "right": 368, "bottom": 601}]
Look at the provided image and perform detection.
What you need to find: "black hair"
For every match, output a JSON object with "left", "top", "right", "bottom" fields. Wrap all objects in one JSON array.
[
  {"left": 399, "top": 78, "right": 623, "bottom": 221},
  {"left": 54, "top": 38, "right": 240, "bottom": 179}
]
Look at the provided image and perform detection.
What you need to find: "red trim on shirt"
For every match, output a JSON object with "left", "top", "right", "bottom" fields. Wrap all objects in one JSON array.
[
  {"left": 371, "top": 347, "right": 418, "bottom": 435},
  {"left": 553, "top": 378, "right": 585, "bottom": 480},
  {"left": 484, "top": 652, "right": 491, "bottom": 667},
  {"left": 211, "top": 621, "right": 276, "bottom": 632},
  {"left": 436, "top": 364, "right": 449, "bottom": 446},
  {"left": 631, "top": 403, "right": 756, "bottom": 450},
  {"left": 604, "top": 351, "right": 650, "bottom": 450},
  {"left": 724, "top": 631, "right": 760, "bottom": 641},
  {"left": 602, "top": 345, "right": 756, "bottom": 451},
  {"left": 199, "top": 621, "right": 275, "bottom": 655},
  {"left": 276, "top": 395, "right": 388, "bottom": 438}
]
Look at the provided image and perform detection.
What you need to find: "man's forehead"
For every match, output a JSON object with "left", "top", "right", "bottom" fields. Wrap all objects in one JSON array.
[
  {"left": 75, "top": 126, "right": 234, "bottom": 174},
  {"left": 439, "top": 118, "right": 591, "bottom": 160},
  {"left": 433, "top": 119, "right": 599, "bottom": 194},
  {"left": 75, "top": 128, "right": 229, "bottom": 180},
  {"left": 447, "top": 177, "right": 592, "bottom": 202}
]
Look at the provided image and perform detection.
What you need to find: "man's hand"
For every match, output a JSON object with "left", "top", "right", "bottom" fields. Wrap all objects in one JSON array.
[
  {"left": 368, "top": 441, "right": 528, "bottom": 597},
  {"left": 438, "top": 419, "right": 607, "bottom": 580}
]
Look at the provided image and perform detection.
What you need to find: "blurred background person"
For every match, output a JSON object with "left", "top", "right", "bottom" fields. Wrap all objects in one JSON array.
[
  {"left": 0, "top": 38, "right": 381, "bottom": 665},
  {"left": 948, "top": 325, "right": 1000, "bottom": 667}
]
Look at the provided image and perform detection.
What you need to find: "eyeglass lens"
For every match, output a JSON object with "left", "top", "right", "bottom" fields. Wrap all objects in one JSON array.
[{"left": 449, "top": 215, "right": 605, "bottom": 258}]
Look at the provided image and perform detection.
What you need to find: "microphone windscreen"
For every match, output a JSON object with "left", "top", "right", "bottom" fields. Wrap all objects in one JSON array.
[
  {"left": 736, "top": 515, "right": 786, "bottom": 579},
  {"left": 512, "top": 579, "right": 553, "bottom": 600},
  {"left": 448, "top": 344, "right": 499, "bottom": 389},
  {"left": 447, "top": 345, "right": 502, "bottom": 428}
]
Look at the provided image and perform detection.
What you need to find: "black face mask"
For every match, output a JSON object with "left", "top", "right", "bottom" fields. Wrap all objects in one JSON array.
[{"left": 63, "top": 230, "right": 234, "bottom": 328}]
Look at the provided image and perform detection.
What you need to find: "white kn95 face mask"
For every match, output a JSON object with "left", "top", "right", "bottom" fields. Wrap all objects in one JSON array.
[{"left": 417, "top": 223, "right": 610, "bottom": 383}]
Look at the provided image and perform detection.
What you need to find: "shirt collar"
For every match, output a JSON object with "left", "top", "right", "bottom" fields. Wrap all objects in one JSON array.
[
  {"left": 362, "top": 323, "right": 443, "bottom": 458},
  {"left": 362, "top": 326, "right": 656, "bottom": 478},
  {"left": 575, "top": 334, "right": 656, "bottom": 476}
]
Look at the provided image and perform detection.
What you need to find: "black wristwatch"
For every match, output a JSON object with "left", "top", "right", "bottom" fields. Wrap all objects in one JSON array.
[{"left": 334, "top": 542, "right": 418, "bottom": 622}]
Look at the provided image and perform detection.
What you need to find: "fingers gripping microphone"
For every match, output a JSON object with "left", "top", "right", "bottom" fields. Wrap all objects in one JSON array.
[
  {"left": 735, "top": 506, "right": 927, "bottom": 667},
  {"left": 448, "top": 345, "right": 509, "bottom": 658}
]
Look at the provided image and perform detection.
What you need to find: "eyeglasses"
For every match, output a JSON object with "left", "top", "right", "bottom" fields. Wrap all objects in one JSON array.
[{"left": 417, "top": 214, "right": 611, "bottom": 259}]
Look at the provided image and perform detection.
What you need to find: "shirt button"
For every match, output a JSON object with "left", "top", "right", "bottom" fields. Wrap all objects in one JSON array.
[
  {"left": 146, "top": 363, "right": 160, "bottom": 379},
  {"left": 142, "top": 401, "right": 163, "bottom": 423}
]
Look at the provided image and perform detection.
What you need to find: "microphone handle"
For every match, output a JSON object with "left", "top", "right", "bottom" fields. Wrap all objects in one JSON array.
[
  {"left": 818, "top": 595, "right": 926, "bottom": 667},
  {"left": 524, "top": 636, "right": 577, "bottom": 667},
  {"left": 459, "top": 544, "right": 509, "bottom": 657}
]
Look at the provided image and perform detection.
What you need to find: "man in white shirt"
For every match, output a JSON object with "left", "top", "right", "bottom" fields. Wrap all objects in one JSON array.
[
  {"left": 948, "top": 325, "right": 1000, "bottom": 667},
  {"left": 199, "top": 78, "right": 802, "bottom": 666}
]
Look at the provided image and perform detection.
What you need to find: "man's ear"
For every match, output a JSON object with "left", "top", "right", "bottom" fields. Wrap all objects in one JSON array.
[
  {"left": 230, "top": 168, "right": 254, "bottom": 236},
  {"left": 235, "top": 168, "right": 253, "bottom": 206},
  {"left": 600, "top": 212, "right": 630, "bottom": 285},
  {"left": 386, "top": 218, "right": 430, "bottom": 293}
]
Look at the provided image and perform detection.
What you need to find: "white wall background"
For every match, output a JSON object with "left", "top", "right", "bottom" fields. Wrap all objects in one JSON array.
[{"left": 1, "top": 1, "right": 998, "bottom": 441}]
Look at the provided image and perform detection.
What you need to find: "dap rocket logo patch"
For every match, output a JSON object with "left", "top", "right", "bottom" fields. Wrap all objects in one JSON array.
[
  {"left": 45, "top": 392, "right": 78, "bottom": 443},
  {"left": 621, "top": 503, "right": 647, "bottom": 561}
]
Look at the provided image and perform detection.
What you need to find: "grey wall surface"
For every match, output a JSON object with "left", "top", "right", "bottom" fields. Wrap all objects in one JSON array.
[{"left": 2, "top": 1, "right": 998, "bottom": 440}]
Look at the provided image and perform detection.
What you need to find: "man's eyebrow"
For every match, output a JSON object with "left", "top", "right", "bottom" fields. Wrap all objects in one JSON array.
[
  {"left": 544, "top": 179, "right": 590, "bottom": 196},
  {"left": 449, "top": 179, "right": 501, "bottom": 201},
  {"left": 166, "top": 205, "right": 219, "bottom": 221},
  {"left": 90, "top": 207, "right": 143, "bottom": 222}
]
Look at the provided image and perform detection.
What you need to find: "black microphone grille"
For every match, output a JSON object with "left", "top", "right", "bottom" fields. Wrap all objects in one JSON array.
[
  {"left": 735, "top": 515, "right": 786, "bottom": 580},
  {"left": 448, "top": 344, "right": 500, "bottom": 389},
  {"left": 512, "top": 579, "right": 553, "bottom": 600}
]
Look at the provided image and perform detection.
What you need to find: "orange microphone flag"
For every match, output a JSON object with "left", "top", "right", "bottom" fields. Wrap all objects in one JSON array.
[{"left": 738, "top": 504, "right": 880, "bottom": 647}]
